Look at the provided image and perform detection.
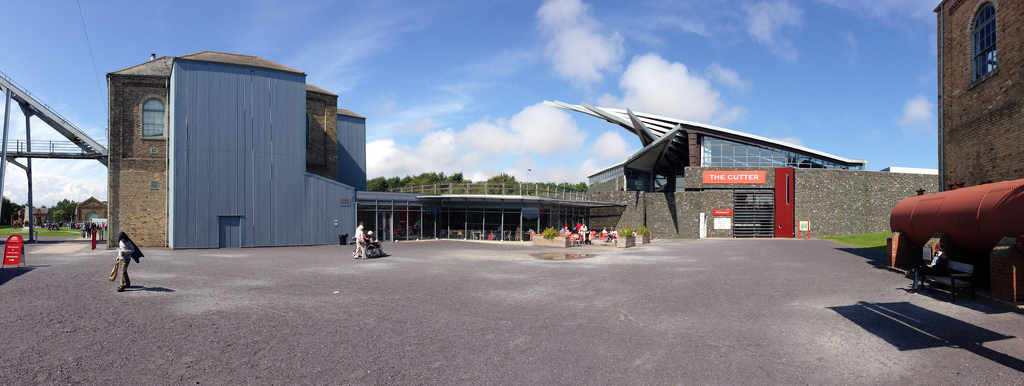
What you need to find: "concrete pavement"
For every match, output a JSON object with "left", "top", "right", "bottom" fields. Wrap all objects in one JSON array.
[{"left": 0, "top": 237, "right": 1021, "bottom": 384}]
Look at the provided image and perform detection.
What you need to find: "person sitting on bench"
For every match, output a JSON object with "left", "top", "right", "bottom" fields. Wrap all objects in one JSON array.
[{"left": 906, "top": 243, "right": 948, "bottom": 294}]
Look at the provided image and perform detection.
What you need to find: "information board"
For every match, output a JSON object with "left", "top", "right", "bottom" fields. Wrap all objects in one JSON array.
[
  {"left": 714, "top": 217, "right": 732, "bottom": 230},
  {"left": 4, "top": 234, "right": 24, "bottom": 266}
]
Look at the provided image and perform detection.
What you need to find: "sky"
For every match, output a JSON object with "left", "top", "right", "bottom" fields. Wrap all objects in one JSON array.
[{"left": 0, "top": 0, "right": 941, "bottom": 207}]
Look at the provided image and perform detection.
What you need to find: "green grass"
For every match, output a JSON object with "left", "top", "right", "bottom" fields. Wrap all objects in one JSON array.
[
  {"left": 819, "top": 231, "right": 890, "bottom": 253},
  {"left": 0, "top": 225, "right": 82, "bottom": 237}
]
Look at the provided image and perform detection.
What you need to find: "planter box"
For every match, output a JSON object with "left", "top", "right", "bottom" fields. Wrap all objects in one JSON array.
[
  {"left": 616, "top": 236, "right": 636, "bottom": 248},
  {"left": 532, "top": 236, "right": 569, "bottom": 248},
  {"left": 639, "top": 235, "right": 650, "bottom": 244}
]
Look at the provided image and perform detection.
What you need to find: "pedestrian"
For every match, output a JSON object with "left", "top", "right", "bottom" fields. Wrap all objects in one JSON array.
[
  {"left": 114, "top": 231, "right": 143, "bottom": 292},
  {"left": 353, "top": 222, "right": 367, "bottom": 259}
]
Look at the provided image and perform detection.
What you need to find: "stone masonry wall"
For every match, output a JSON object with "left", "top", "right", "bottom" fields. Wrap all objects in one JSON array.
[
  {"left": 795, "top": 169, "right": 938, "bottom": 237},
  {"left": 585, "top": 167, "right": 936, "bottom": 239},
  {"left": 107, "top": 75, "right": 169, "bottom": 247}
]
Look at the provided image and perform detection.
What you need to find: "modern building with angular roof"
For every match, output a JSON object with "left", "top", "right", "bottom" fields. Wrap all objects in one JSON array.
[
  {"left": 546, "top": 101, "right": 867, "bottom": 192},
  {"left": 547, "top": 101, "right": 934, "bottom": 239}
]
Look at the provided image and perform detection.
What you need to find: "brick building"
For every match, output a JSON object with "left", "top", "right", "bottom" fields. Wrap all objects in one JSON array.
[
  {"left": 75, "top": 197, "right": 107, "bottom": 222},
  {"left": 937, "top": 1, "right": 1024, "bottom": 189},
  {"left": 107, "top": 51, "right": 363, "bottom": 248}
]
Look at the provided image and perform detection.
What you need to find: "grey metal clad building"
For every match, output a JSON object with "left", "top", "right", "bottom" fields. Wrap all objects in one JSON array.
[
  {"left": 337, "top": 109, "right": 367, "bottom": 191},
  {"left": 110, "top": 51, "right": 358, "bottom": 249}
]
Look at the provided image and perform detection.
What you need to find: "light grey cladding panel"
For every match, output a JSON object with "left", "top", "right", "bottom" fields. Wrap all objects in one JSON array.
[
  {"left": 304, "top": 174, "right": 356, "bottom": 245},
  {"left": 337, "top": 115, "right": 366, "bottom": 191},
  {"left": 170, "top": 60, "right": 307, "bottom": 248}
]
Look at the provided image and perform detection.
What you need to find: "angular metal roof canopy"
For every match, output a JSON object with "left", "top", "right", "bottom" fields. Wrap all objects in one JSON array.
[{"left": 545, "top": 100, "right": 867, "bottom": 170}]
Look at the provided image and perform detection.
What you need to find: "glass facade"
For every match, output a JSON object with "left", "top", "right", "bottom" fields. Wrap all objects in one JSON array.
[
  {"left": 702, "top": 137, "right": 860, "bottom": 170},
  {"left": 356, "top": 193, "right": 593, "bottom": 242}
]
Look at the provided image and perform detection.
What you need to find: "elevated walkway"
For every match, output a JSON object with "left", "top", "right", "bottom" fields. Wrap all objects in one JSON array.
[
  {"left": 0, "top": 71, "right": 107, "bottom": 165},
  {"left": 1, "top": 70, "right": 109, "bottom": 244}
]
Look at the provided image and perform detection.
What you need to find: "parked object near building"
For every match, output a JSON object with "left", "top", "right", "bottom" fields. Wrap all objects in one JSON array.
[{"left": 889, "top": 177, "right": 1024, "bottom": 301}]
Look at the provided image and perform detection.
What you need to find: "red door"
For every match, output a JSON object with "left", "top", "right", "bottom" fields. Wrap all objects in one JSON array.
[{"left": 774, "top": 167, "right": 795, "bottom": 238}]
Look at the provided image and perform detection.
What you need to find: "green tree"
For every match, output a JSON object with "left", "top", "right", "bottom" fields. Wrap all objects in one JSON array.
[
  {"left": 50, "top": 199, "right": 78, "bottom": 224},
  {"left": 1, "top": 197, "right": 21, "bottom": 226},
  {"left": 487, "top": 173, "right": 517, "bottom": 184}
]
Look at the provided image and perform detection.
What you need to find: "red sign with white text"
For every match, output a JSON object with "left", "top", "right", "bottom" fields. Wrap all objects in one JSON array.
[
  {"left": 4, "top": 235, "right": 23, "bottom": 266},
  {"left": 712, "top": 210, "right": 733, "bottom": 216},
  {"left": 702, "top": 171, "right": 766, "bottom": 184}
]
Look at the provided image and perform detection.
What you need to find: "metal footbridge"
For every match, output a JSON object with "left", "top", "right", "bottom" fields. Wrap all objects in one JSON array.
[
  {"left": 0, "top": 72, "right": 108, "bottom": 166},
  {"left": 1, "top": 70, "right": 108, "bottom": 242}
]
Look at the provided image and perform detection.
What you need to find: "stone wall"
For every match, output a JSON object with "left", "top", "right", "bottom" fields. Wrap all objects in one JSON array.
[
  {"left": 587, "top": 191, "right": 643, "bottom": 232},
  {"left": 107, "top": 75, "right": 169, "bottom": 247},
  {"left": 795, "top": 169, "right": 938, "bottom": 237},
  {"left": 585, "top": 168, "right": 936, "bottom": 239}
]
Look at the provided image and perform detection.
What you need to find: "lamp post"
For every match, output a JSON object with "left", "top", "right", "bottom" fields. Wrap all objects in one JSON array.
[{"left": 527, "top": 169, "right": 532, "bottom": 195}]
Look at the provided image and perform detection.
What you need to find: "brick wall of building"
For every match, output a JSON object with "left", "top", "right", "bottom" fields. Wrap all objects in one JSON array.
[
  {"left": 107, "top": 75, "right": 169, "bottom": 247},
  {"left": 940, "top": 0, "right": 1024, "bottom": 188},
  {"left": 306, "top": 90, "right": 339, "bottom": 181}
]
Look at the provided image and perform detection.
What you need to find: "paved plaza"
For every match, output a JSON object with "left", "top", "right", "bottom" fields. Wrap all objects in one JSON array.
[{"left": 0, "top": 237, "right": 1021, "bottom": 384}]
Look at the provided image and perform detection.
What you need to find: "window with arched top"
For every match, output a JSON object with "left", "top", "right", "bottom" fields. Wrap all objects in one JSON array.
[
  {"left": 973, "top": 4, "right": 997, "bottom": 80},
  {"left": 142, "top": 98, "right": 165, "bottom": 137}
]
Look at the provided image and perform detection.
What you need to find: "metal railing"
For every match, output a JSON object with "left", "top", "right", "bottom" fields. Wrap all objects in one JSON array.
[
  {"left": 389, "top": 182, "right": 590, "bottom": 201},
  {"left": 4, "top": 139, "right": 106, "bottom": 157}
]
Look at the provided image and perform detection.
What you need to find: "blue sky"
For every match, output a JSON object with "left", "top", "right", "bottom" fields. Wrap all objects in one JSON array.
[{"left": 0, "top": 0, "right": 940, "bottom": 206}]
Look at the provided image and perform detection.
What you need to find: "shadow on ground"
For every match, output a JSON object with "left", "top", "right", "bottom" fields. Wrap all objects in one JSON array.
[
  {"left": 834, "top": 247, "right": 888, "bottom": 267},
  {"left": 830, "top": 301, "right": 1023, "bottom": 372},
  {"left": 0, "top": 266, "right": 35, "bottom": 286}
]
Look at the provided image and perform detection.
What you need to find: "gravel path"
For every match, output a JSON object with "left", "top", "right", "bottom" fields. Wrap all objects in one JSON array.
[{"left": 0, "top": 238, "right": 1021, "bottom": 384}]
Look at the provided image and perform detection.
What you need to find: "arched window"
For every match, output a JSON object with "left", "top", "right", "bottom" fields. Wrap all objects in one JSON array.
[
  {"left": 142, "top": 98, "right": 165, "bottom": 137},
  {"left": 973, "top": 4, "right": 997, "bottom": 80}
]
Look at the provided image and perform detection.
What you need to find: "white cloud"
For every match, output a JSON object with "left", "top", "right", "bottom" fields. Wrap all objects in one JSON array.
[
  {"left": 597, "top": 53, "right": 747, "bottom": 125},
  {"left": 743, "top": 1, "right": 803, "bottom": 63},
  {"left": 367, "top": 104, "right": 587, "bottom": 180},
  {"left": 589, "top": 131, "right": 636, "bottom": 163},
  {"left": 705, "top": 62, "right": 752, "bottom": 92},
  {"left": 537, "top": 0, "right": 624, "bottom": 89},
  {"left": 897, "top": 94, "right": 935, "bottom": 131}
]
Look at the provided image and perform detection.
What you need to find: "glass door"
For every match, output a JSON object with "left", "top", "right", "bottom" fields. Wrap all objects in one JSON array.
[{"left": 378, "top": 212, "right": 393, "bottom": 242}]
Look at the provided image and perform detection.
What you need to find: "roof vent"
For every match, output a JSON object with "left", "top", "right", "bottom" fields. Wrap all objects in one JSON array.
[{"left": 150, "top": 53, "right": 156, "bottom": 61}]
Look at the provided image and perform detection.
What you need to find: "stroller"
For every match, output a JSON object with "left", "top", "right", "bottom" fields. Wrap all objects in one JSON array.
[{"left": 365, "top": 231, "right": 386, "bottom": 258}]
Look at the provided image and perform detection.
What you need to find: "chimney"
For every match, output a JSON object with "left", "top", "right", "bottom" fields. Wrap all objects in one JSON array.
[{"left": 150, "top": 53, "right": 156, "bottom": 61}]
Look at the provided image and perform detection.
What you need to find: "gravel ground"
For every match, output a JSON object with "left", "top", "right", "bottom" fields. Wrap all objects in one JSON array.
[{"left": 0, "top": 237, "right": 1021, "bottom": 384}]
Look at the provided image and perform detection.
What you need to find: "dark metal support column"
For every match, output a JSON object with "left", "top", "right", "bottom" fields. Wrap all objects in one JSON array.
[{"left": 20, "top": 103, "right": 35, "bottom": 243}]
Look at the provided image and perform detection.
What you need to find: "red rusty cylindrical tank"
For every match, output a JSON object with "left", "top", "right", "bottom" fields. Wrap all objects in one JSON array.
[{"left": 890, "top": 178, "right": 1024, "bottom": 255}]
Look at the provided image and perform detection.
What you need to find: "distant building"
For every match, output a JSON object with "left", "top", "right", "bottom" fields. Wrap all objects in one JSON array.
[
  {"left": 936, "top": 1, "right": 1024, "bottom": 189},
  {"left": 547, "top": 101, "right": 937, "bottom": 238},
  {"left": 75, "top": 197, "right": 107, "bottom": 222},
  {"left": 881, "top": 167, "right": 938, "bottom": 175},
  {"left": 107, "top": 51, "right": 363, "bottom": 248}
]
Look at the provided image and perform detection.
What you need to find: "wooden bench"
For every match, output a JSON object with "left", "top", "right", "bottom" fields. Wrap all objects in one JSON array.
[{"left": 919, "top": 259, "right": 975, "bottom": 302}]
